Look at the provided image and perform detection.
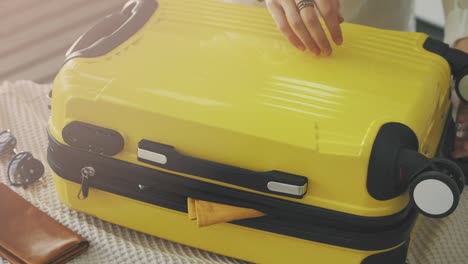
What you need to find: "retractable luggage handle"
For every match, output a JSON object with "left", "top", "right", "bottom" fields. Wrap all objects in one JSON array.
[
  {"left": 66, "top": 0, "right": 158, "bottom": 61},
  {"left": 137, "top": 139, "right": 309, "bottom": 198},
  {"left": 398, "top": 148, "right": 465, "bottom": 218},
  {"left": 424, "top": 38, "right": 468, "bottom": 103}
]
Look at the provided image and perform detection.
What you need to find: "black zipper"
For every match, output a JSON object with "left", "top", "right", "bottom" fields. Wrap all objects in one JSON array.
[{"left": 47, "top": 133, "right": 417, "bottom": 251}]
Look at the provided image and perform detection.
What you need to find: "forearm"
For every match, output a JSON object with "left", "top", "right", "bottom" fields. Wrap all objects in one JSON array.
[{"left": 443, "top": 0, "right": 468, "bottom": 47}]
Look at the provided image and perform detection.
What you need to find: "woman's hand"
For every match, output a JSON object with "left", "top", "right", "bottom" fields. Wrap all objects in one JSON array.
[
  {"left": 265, "top": 0, "right": 344, "bottom": 55},
  {"left": 450, "top": 37, "right": 468, "bottom": 159}
]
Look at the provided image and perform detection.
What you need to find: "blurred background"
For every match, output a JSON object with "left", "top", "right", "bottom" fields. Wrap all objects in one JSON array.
[
  {"left": 0, "top": 0, "right": 445, "bottom": 84},
  {"left": 0, "top": 0, "right": 126, "bottom": 84}
]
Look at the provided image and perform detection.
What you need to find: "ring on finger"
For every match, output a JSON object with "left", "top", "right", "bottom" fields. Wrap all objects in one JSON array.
[{"left": 296, "top": 0, "right": 315, "bottom": 13}]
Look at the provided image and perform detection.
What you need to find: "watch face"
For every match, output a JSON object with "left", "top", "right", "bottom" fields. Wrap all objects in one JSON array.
[{"left": 0, "top": 131, "right": 16, "bottom": 156}]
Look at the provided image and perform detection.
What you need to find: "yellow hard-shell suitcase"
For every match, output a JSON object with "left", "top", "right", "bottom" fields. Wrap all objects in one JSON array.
[{"left": 47, "top": 0, "right": 468, "bottom": 263}]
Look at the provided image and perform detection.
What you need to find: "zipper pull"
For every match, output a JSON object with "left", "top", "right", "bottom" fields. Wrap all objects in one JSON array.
[{"left": 77, "top": 166, "right": 95, "bottom": 200}]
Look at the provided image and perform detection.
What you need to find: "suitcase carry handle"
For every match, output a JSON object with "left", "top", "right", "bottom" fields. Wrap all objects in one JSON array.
[
  {"left": 424, "top": 38, "right": 468, "bottom": 103},
  {"left": 66, "top": 0, "right": 158, "bottom": 61},
  {"left": 137, "top": 139, "right": 309, "bottom": 198}
]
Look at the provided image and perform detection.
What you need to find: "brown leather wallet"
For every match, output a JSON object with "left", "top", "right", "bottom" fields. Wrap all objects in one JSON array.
[{"left": 0, "top": 183, "right": 89, "bottom": 264}]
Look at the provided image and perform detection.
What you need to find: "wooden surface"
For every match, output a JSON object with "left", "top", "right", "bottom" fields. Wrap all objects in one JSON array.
[{"left": 0, "top": 0, "right": 126, "bottom": 83}]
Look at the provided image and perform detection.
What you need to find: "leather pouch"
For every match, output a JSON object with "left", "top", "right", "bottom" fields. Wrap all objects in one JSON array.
[{"left": 0, "top": 183, "right": 89, "bottom": 264}]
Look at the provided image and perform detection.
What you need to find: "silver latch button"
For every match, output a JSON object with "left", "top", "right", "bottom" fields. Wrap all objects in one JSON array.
[
  {"left": 138, "top": 148, "right": 167, "bottom": 165},
  {"left": 267, "top": 181, "right": 307, "bottom": 196}
]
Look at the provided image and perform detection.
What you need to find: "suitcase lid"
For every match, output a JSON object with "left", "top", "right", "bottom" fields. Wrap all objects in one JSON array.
[{"left": 63, "top": 0, "right": 451, "bottom": 156}]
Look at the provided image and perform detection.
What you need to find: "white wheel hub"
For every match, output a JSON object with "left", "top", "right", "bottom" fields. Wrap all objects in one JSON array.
[{"left": 413, "top": 179, "right": 454, "bottom": 216}]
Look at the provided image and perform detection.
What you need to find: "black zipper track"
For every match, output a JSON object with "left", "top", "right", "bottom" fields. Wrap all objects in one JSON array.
[{"left": 47, "top": 133, "right": 417, "bottom": 251}]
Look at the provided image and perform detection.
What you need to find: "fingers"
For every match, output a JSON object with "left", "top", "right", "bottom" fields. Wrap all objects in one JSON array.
[
  {"left": 282, "top": 0, "right": 320, "bottom": 55},
  {"left": 451, "top": 103, "right": 468, "bottom": 158},
  {"left": 335, "top": 1, "right": 345, "bottom": 24},
  {"left": 451, "top": 123, "right": 468, "bottom": 158},
  {"left": 451, "top": 138, "right": 468, "bottom": 158},
  {"left": 266, "top": 1, "right": 305, "bottom": 51},
  {"left": 315, "top": 0, "right": 343, "bottom": 45},
  {"left": 266, "top": 0, "right": 344, "bottom": 55},
  {"left": 296, "top": 0, "right": 332, "bottom": 55}
]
